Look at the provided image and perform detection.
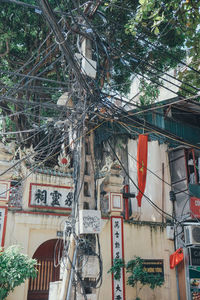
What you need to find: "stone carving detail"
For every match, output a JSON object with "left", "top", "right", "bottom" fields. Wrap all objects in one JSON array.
[
  {"left": 100, "top": 156, "right": 113, "bottom": 173},
  {"left": 56, "top": 153, "right": 71, "bottom": 172}
]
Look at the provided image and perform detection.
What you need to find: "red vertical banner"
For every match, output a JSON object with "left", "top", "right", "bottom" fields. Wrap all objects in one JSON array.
[
  {"left": 111, "top": 216, "right": 125, "bottom": 300},
  {"left": 136, "top": 135, "right": 148, "bottom": 207}
]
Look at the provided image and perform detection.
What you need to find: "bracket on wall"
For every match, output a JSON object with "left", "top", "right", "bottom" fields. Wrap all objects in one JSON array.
[{"left": 123, "top": 185, "right": 135, "bottom": 220}]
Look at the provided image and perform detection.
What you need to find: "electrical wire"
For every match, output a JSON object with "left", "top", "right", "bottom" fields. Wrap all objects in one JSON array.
[
  {"left": 38, "top": 0, "right": 93, "bottom": 95},
  {"left": 107, "top": 139, "right": 176, "bottom": 221},
  {"left": 101, "top": 43, "right": 198, "bottom": 100},
  {"left": 1, "top": 17, "right": 67, "bottom": 98},
  {"left": 3, "top": 0, "right": 200, "bottom": 220},
  {"left": 1, "top": 0, "right": 92, "bottom": 14},
  {"left": 126, "top": 95, "right": 200, "bottom": 117},
  {"left": 0, "top": 60, "right": 67, "bottom": 89},
  {"left": 98, "top": 97, "right": 200, "bottom": 151},
  {"left": 5, "top": 0, "right": 194, "bottom": 144},
  {"left": 99, "top": 118, "right": 200, "bottom": 226},
  {"left": 2, "top": 0, "right": 198, "bottom": 113},
  {"left": 118, "top": 118, "right": 200, "bottom": 150},
  {"left": 81, "top": 6, "right": 200, "bottom": 107},
  {"left": 99, "top": 0, "right": 200, "bottom": 77},
  {"left": 138, "top": 34, "right": 200, "bottom": 76},
  {"left": 99, "top": 40, "right": 199, "bottom": 97},
  {"left": 0, "top": 120, "right": 106, "bottom": 200}
]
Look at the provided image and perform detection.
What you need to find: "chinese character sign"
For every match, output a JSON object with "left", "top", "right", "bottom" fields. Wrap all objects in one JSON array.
[
  {"left": 29, "top": 183, "right": 73, "bottom": 210},
  {"left": 0, "top": 207, "right": 7, "bottom": 247},
  {"left": 111, "top": 216, "right": 125, "bottom": 300}
]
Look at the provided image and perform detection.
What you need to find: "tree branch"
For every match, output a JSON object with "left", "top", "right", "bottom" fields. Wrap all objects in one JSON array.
[{"left": 0, "top": 39, "right": 9, "bottom": 57}]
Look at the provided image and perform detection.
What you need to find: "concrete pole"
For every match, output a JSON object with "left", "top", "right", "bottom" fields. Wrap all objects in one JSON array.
[
  {"left": 59, "top": 35, "right": 94, "bottom": 300},
  {"left": 59, "top": 236, "right": 75, "bottom": 300}
]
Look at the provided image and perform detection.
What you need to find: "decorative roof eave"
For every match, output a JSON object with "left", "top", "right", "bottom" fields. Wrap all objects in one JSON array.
[{"left": 29, "top": 166, "right": 73, "bottom": 178}]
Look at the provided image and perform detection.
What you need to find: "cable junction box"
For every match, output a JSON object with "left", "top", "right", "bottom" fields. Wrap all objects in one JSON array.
[
  {"left": 81, "top": 57, "right": 97, "bottom": 78},
  {"left": 79, "top": 210, "right": 101, "bottom": 234},
  {"left": 81, "top": 255, "right": 99, "bottom": 278}
]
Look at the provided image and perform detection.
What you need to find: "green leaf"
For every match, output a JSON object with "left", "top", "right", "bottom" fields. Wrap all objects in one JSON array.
[
  {"left": 0, "top": 246, "right": 37, "bottom": 299},
  {"left": 108, "top": 259, "right": 125, "bottom": 280},
  {"left": 139, "top": 0, "right": 147, "bottom": 5},
  {"left": 154, "top": 27, "right": 159, "bottom": 35}
]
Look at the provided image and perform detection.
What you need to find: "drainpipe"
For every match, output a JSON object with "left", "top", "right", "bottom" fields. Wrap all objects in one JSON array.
[
  {"left": 175, "top": 266, "right": 181, "bottom": 300},
  {"left": 170, "top": 190, "right": 180, "bottom": 300}
]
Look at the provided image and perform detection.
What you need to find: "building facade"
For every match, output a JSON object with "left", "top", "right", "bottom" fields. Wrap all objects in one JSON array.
[{"left": 2, "top": 97, "right": 200, "bottom": 300}]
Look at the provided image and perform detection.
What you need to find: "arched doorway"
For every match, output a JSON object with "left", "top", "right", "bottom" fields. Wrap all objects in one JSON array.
[{"left": 27, "top": 239, "right": 63, "bottom": 300}]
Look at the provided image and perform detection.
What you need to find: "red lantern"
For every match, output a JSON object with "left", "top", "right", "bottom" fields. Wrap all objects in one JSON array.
[{"left": 170, "top": 248, "right": 184, "bottom": 269}]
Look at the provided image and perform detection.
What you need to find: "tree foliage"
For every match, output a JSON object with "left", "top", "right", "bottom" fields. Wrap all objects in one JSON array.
[
  {"left": 0, "top": 0, "right": 73, "bottom": 170},
  {"left": 107, "top": 258, "right": 125, "bottom": 280},
  {"left": 101, "top": 0, "right": 186, "bottom": 93},
  {"left": 0, "top": 0, "right": 199, "bottom": 147},
  {"left": 139, "top": 80, "right": 160, "bottom": 106},
  {"left": 0, "top": 0, "right": 67, "bottom": 151},
  {"left": 108, "top": 256, "right": 164, "bottom": 300},
  {"left": 126, "top": 257, "right": 164, "bottom": 290},
  {"left": 123, "top": 0, "right": 200, "bottom": 97},
  {"left": 0, "top": 245, "right": 37, "bottom": 300}
]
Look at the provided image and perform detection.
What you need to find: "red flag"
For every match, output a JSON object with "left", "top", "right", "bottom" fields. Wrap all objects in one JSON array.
[{"left": 136, "top": 135, "right": 148, "bottom": 207}]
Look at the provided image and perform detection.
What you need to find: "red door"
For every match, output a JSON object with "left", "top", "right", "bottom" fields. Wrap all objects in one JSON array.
[{"left": 27, "top": 239, "right": 63, "bottom": 300}]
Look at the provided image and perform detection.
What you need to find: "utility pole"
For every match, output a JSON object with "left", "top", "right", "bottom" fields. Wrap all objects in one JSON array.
[
  {"left": 64, "top": 32, "right": 97, "bottom": 300},
  {"left": 60, "top": 39, "right": 95, "bottom": 300},
  {"left": 37, "top": 1, "right": 98, "bottom": 299}
]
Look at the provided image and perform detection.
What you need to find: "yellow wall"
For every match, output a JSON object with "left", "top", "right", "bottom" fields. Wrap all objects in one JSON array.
[
  {"left": 4, "top": 171, "right": 73, "bottom": 300},
  {"left": 2, "top": 140, "right": 178, "bottom": 300},
  {"left": 5, "top": 212, "right": 178, "bottom": 300},
  {"left": 98, "top": 220, "right": 178, "bottom": 300},
  {"left": 5, "top": 212, "right": 69, "bottom": 300}
]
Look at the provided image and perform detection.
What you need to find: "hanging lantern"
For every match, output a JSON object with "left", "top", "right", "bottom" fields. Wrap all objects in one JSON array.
[{"left": 170, "top": 248, "right": 184, "bottom": 269}]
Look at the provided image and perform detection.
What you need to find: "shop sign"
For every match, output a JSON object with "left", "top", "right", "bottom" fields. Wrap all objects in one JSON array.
[
  {"left": 29, "top": 183, "right": 73, "bottom": 210},
  {"left": 190, "top": 248, "right": 200, "bottom": 266},
  {"left": 111, "top": 216, "right": 125, "bottom": 300},
  {"left": 190, "top": 197, "right": 200, "bottom": 218},
  {"left": 189, "top": 266, "right": 200, "bottom": 299},
  {"left": 142, "top": 259, "right": 164, "bottom": 276}
]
